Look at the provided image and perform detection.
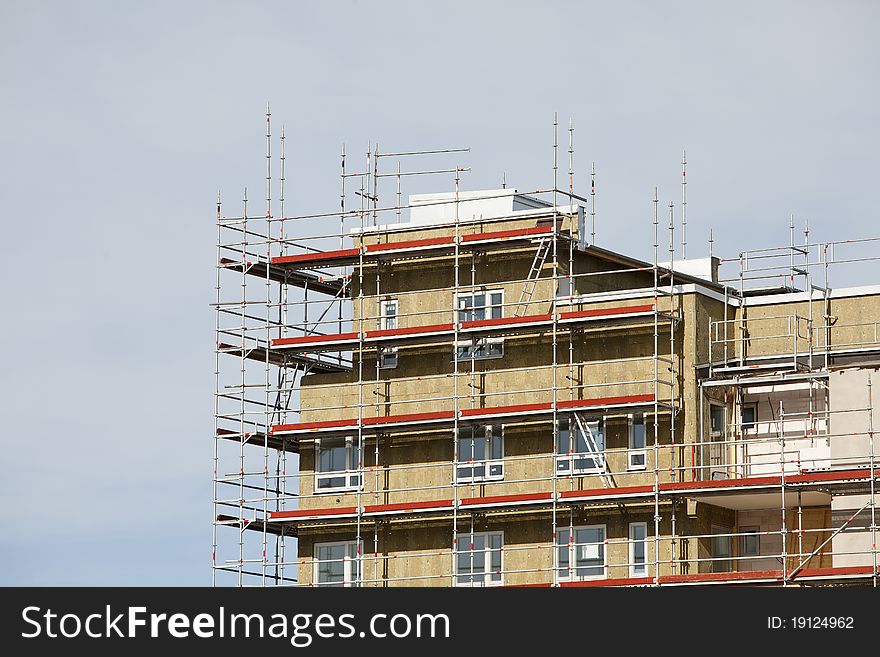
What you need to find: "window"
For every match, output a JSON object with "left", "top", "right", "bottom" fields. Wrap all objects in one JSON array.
[
  {"left": 740, "top": 526, "right": 760, "bottom": 557},
  {"left": 741, "top": 404, "right": 756, "bottom": 433},
  {"left": 711, "top": 526, "right": 732, "bottom": 573},
  {"left": 710, "top": 404, "right": 725, "bottom": 437},
  {"left": 455, "top": 532, "right": 503, "bottom": 586},
  {"left": 380, "top": 299, "right": 398, "bottom": 330},
  {"left": 315, "top": 436, "right": 361, "bottom": 492},
  {"left": 379, "top": 299, "right": 398, "bottom": 368},
  {"left": 456, "top": 290, "right": 504, "bottom": 360},
  {"left": 629, "top": 522, "right": 648, "bottom": 577},
  {"left": 556, "top": 416, "right": 605, "bottom": 475},
  {"left": 708, "top": 404, "right": 727, "bottom": 479},
  {"left": 628, "top": 413, "right": 647, "bottom": 470},
  {"left": 314, "top": 540, "right": 361, "bottom": 587},
  {"left": 378, "top": 347, "right": 397, "bottom": 369},
  {"left": 456, "top": 424, "right": 504, "bottom": 482},
  {"left": 557, "top": 525, "right": 606, "bottom": 580}
]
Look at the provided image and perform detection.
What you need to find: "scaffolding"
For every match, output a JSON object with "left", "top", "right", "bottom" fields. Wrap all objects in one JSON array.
[{"left": 212, "top": 114, "right": 879, "bottom": 587}]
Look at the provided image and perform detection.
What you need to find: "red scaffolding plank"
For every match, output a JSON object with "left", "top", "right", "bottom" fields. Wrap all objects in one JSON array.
[
  {"left": 460, "top": 225, "right": 552, "bottom": 242},
  {"left": 270, "top": 393, "right": 658, "bottom": 436},
  {"left": 272, "top": 332, "right": 359, "bottom": 347},
  {"left": 364, "top": 323, "right": 453, "bottom": 339},
  {"left": 365, "top": 236, "right": 454, "bottom": 252},
  {"left": 557, "top": 393, "right": 656, "bottom": 410},
  {"left": 272, "top": 248, "right": 361, "bottom": 266},
  {"left": 268, "top": 225, "right": 556, "bottom": 269},
  {"left": 559, "top": 304, "right": 655, "bottom": 320},
  {"left": 264, "top": 467, "right": 879, "bottom": 524},
  {"left": 269, "top": 305, "right": 663, "bottom": 352}
]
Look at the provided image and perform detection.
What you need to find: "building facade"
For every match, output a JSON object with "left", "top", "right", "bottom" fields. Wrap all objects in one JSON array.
[{"left": 214, "top": 186, "right": 879, "bottom": 587}]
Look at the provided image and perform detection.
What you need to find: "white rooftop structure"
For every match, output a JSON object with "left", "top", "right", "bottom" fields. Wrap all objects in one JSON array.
[{"left": 408, "top": 188, "right": 551, "bottom": 225}]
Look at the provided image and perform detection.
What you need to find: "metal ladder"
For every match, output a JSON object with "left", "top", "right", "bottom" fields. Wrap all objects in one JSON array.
[
  {"left": 513, "top": 237, "right": 551, "bottom": 316},
  {"left": 572, "top": 412, "right": 615, "bottom": 488}
]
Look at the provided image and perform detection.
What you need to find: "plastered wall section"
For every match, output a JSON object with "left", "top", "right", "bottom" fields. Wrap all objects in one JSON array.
[{"left": 722, "top": 294, "right": 880, "bottom": 361}]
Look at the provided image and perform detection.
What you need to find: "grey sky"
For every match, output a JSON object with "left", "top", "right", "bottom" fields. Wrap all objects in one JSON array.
[{"left": 1, "top": 0, "right": 878, "bottom": 584}]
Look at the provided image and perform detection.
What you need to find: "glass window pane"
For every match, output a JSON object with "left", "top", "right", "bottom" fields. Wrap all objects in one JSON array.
[
  {"left": 556, "top": 528, "right": 570, "bottom": 577},
  {"left": 742, "top": 529, "right": 759, "bottom": 556},
  {"left": 456, "top": 552, "right": 471, "bottom": 577},
  {"left": 318, "top": 437, "right": 346, "bottom": 473},
  {"left": 382, "top": 301, "right": 397, "bottom": 330},
  {"left": 489, "top": 426, "right": 502, "bottom": 459},
  {"left": 630, "top": 523, "right": 647, "bottom": 574},
  {"left": 558, "top": 544, "right": 569, "bottom": 570},
  {"left": 490, "top": 293, "right": 502, "bottom": 318},
  {"left": 710, "top": 406, "right": 724, "bottom": 434},
  {"left": 379, "top": 347, "right": 397, "bottom": 368},
  {"left": 742, "top": 406, "right": 756, "bottom": 430},
  {"left": 588, "top": 420, "right": 604, "bottom": 451},
  {"left": 472, "top": 437, "right": 486, "bottom": 461},
  {"left": 631, "top": 414, "right": 646, "bottom": 449},
  {"left": 458, "top": 435, "right": 474, "bottom": 462},
  {"left": 557, "top": 420, "right": 570, "bottom": 454},
  {"left": 712, "top": 530, "right": 732, "bottom": 572},
  {"left": 572, "top": 527, "right": 605, "bottom": 577},
  {"left": 467, "top": 549, "right": 485, "bottom": 574},
  {"left": 317, "top": 475, "right": 345, "bottom": 490},
  {"left": 634, "top": 540, "right": 645, "bottom": 562},
  {"left": 317, "top": 544, "right": 346, "bottom": 585}
]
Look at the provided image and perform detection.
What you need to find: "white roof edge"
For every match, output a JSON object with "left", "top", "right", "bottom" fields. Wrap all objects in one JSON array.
[
  {"left": 742, "top": 284, "right": 880, "bottom": 307},
  {"left": 409, "top": 188, "right": 523, "bottom": 202},
  {"left": 561, "top": 283, "right": 728, "bottom": 306},
  {"left": 560, "top": 282, "right": 880, "bottom": 308}
]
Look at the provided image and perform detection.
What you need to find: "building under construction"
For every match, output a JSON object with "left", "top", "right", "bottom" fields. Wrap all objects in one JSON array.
[{"left": 213, "top": 117, "right": 879, "bottom": 587}]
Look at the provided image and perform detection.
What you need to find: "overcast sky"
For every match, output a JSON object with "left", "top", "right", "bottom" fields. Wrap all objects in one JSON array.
[{"left": 1, "top": 1, "right": 878, "bottom": 585}]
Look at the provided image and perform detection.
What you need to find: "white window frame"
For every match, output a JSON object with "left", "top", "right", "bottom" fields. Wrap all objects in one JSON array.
[
  {"left": 314, "top": 435, "right": 361, "bottom": 493},
  {"left": 555, "top": 416, "right": 605, "bottom": 475},
  {"left": 379, "top": 298, "right": 398, "bottom": 331},
  {"left": 740, "top": 525, "right": 760, "bottom": 557},
  {"left": 454, "top": 531, "right": 504, "bottom": 587},
  {"left": 557, "top": 524, "right": 607, "bottom": 582},
  {"left": 709, "top": 403, "right": 726, "bottom": 439},
  {"left": 456, "top": 424, "right": 504, "bottom": 483},
  {"left": 455, "top": 289, "right": 504, "bottom": 361},
  {"left": 628, "top": 522, "right": 648, "bottom": 577},
  {"left": 314, "top": 540, "right": 362, "bottom": 587},
  {"left": 628, "top": 413, "right": 647, "bottom": 471},
  {"left": 378, "top": 299, "right": 398, "bottom": 369}
]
